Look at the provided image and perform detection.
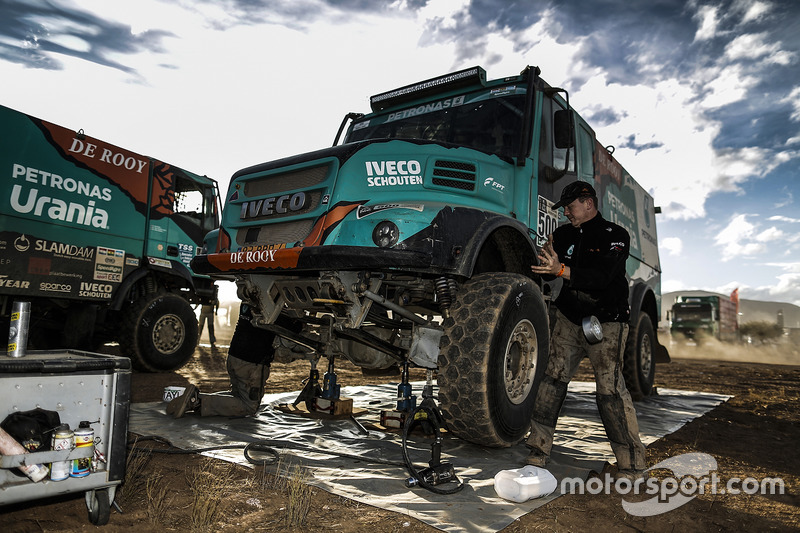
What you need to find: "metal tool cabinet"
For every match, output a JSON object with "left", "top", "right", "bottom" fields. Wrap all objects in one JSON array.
[{"left": 0, "top": 350, "right": 131, "bottom": 525}]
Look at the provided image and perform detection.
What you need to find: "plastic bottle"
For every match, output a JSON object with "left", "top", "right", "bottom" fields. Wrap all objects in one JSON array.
[{"left": 493, "top": 465, "right": 557, "bottom": 502}]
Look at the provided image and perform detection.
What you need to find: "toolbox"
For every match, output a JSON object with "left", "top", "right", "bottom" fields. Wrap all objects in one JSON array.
[{"left": 0, "top": 350, "right": 131, "bottom": 525}]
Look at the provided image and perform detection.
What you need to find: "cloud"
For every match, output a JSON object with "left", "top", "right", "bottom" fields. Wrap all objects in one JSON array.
[
  {"left": 661, "top": 237, "right": 683, "bottom": 256},
  {"left": 0, "top": 0, "right": 173, "bottom": 73},
  {"left": 714, "top": 213, "right": 799, "bottom": 262},
  {"left": 714, "top": 213, "right": 765, "bottom": 260}
]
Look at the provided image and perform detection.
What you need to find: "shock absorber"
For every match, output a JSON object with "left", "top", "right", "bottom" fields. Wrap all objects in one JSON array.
[{"left": 435, "top": 277, "right": 453, "bottom": 311}]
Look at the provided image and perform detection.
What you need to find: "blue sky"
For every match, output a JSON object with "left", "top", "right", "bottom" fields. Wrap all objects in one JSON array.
[{"left": 1, "top": 0, "right": 799, "bottom": 305}]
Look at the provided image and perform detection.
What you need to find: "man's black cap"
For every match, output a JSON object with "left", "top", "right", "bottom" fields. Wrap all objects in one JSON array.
[{"left": 553, "top": 181, "right": 597, "bottom": 209}]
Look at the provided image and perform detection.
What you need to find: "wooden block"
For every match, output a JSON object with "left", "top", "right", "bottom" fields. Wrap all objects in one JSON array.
[{"left": 311, "top": 396, "right": 353, "bottom": 416}]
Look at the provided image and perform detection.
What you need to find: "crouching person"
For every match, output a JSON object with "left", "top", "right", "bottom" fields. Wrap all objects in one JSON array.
[{"left": 167, "top": 304, "right": 276, "bottom": 418}]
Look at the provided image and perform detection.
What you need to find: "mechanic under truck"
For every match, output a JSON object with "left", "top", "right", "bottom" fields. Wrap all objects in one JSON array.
[
  {"left": 193, "top": 66, "right": 670, "bottom": 447},
  {"left": 0, "top": 104, "right": 221, "bottom": 371}
]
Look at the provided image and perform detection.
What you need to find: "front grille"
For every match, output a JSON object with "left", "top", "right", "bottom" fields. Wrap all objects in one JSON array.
[
  {"left": 236, "top": 219, "right": 315, "bottom": 247},
  {"left": 244, "top": 164, "right": 330, "bottom": 197},
  {"left": 431, "top": 160, "right": 476, "bottom": 191}
]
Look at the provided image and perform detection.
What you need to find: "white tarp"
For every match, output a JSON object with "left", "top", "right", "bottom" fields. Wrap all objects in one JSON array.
[{"left": 129, "top": 381, "right": 729, "bottom": 533}]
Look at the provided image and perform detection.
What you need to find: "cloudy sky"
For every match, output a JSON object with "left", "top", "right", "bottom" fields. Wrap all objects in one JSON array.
[{"left": 1, "top": 0, "right": 799, "bottom": 306}]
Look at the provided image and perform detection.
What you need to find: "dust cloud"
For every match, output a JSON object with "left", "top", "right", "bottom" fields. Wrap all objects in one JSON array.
[{"left": 665, "top": 333, "right": 800, "bottom": 366}]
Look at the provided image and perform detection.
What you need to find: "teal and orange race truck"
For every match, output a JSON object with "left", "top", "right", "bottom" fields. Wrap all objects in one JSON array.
[
  {"left": 193, "top": 66, "right": 669, "bottom": 447},
  {"left": 0, "top": 104, "right": 220, "bottom": 371}
]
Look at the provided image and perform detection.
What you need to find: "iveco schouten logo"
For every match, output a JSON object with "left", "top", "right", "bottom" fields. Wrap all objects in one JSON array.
[{"left": 240, "top": 192, "right": 308, "bottom": 220}]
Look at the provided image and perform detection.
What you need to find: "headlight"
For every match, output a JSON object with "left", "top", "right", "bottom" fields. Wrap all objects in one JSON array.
[{"left": 372, "top": 220, "right": 399, "bottom": 248}]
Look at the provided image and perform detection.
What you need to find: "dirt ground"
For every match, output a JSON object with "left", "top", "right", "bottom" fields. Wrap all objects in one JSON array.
[{"left": 2, "top": 324, "right": 798, "bottom": 532}]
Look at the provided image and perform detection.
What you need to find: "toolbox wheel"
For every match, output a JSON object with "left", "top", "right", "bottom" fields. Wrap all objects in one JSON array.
[
  {"left": 87, "top": 488, "right": 110, "bottom": 526},
  {"left": 437, "top": 273, "right": 549, "bottom": 447}
]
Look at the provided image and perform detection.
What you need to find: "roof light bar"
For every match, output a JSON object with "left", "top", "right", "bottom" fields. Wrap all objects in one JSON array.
[{"left": 369, "top": 66, "right": 486, "bottom": 112}]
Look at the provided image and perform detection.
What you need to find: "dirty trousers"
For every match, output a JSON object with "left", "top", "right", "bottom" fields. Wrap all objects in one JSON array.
[
  {"left": 198, "top": 355, "right": 270, "bottom": 417},
  {"left": 526, "top": 309, "right": 646, "bottom": 470}
]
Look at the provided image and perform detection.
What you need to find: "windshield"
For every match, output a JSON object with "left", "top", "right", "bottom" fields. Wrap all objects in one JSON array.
[
  {"left": 673, "top": 305, "right": 713, "bottom": 322},
  {"left": 345, "top": 87, "right": 527, "bottom": 159}
]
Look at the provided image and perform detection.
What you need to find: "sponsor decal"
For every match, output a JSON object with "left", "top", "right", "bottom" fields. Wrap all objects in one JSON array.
[
  {"left": 68, "top": 138, "right": 148, "bottom": 173},
  {"left": 230, "top": 249, "right": 278, "bottom": 264},
  {"left": 126, "top": 257, "right": 140, "bottom": 267},
  {"left": 14, "top": 234, "right": 31, "bottom": 252},
  {"left": 95, "top": 246, "right": 124, "bottom": 282},
  {"left": 356, "top": 203, "right": 424, "bottom": 218},
  {"left": 9, "top": 165, "right": 113, "bottom": 229},
  {"left": 27, "top": 257, "right": 51, "bottom": 275},
  {"left": 240, "top": 243, "right": 286, "bottom": 252},
  {"left": 0, "top": 275, "right": 30, "bottom": 289},
  {"left": 34, "top": 239, "right": 94, "bottom": 260},
  {"left": 483, "top": 177, "right": 506, "bottom": 192},
  {"left": 239, "top": 192, "right": 308, "bottom": 220},
  {"left": 386, "top": 95, "right": 465, "bottom": 122},
  {"left": 147, "top": 257, "right": 172, "bottom": 269},
  {"left": 365, "top": 160, "right": 423, "bottom": 187},
  {"left": 39, "top": 282, "right": 71, "bottom": 293},
  {"left": 79, "top": 282, "right": 113, "bottom": 299}
]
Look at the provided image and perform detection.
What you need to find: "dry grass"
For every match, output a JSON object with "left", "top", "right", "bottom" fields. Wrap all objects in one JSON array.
[
  {"left": 187, "top": 459, "right": 236, "bottom": 532},
  {"left": 116, "top": 438, "right": 151, "bottom": 507},
  {"left": 145, "top": 471, "right": 173, "bottom": 525},
  {"left": 284, "top": 463, "right": 313, "bottom": 527}
]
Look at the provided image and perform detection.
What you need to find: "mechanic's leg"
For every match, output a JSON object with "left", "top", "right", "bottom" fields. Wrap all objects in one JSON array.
[
  {"left": 587, "top": 322, "right": 647, "bottom": 471},
  {"left": 526, "top": 310, "right": 586, "bottom": 461},
  {"left": 199, "top": 355, "right": 270, "bottom": 417}
]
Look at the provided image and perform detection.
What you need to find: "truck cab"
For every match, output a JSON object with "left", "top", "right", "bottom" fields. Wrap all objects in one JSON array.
[{"left": 194, "top": 66, "right": 669, "bottom": 447}]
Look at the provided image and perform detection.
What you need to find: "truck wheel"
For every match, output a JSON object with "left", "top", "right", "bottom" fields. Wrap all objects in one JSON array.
[
  {"left": 120, "top": 293, "right": 198, "bottom": 372},
  {"left": 624, "top": 313, "right": 655, "bottom": 400},
  {"left": 437, "top": 273, "right": 548, "bottom": 448}
]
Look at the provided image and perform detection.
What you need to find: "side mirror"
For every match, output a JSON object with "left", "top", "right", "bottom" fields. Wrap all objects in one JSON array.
[{"left": 553, "top": 110, "right": 574, "bottom": 149}]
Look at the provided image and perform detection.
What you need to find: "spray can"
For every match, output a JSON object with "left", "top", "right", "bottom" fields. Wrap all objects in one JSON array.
[
  {"left": 50, "top": 424, "right": 73, "bottom": 481},
  {"left": 7, "top": 300, "right": 31, "bottom": 358},
  {"left": 70, "top": 422, "right": 94, "bottom": 478}
]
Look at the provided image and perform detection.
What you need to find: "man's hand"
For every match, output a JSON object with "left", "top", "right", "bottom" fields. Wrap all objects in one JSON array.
[{"left": 530, "top": 237, "right": 569, "bottom": 278}]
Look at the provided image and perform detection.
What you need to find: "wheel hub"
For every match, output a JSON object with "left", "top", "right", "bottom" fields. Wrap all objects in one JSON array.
[
  {"left": 152, "top": 313, "right": 185, "bottom": 355},
  {"left": 503, "top": 319, "right": 538, "bottom": 405},
  {"left": 640, "top": 332, "right": 653, "bottom": 377}
]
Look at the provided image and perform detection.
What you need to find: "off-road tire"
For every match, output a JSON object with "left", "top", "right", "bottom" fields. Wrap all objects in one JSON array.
[
  {"left": 437, "top": 273, "right": 549, "bottom": 447},
  {"left": 120, "top": 292, "right": 198, "bottom": 372},
  {"left": 624, "top": 313, "right": 655, "bottom": 400}
]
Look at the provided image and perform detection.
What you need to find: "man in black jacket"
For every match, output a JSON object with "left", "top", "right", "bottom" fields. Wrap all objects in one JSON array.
[{"left": 528, "top": 181, "right": 647, "bottom": 480}]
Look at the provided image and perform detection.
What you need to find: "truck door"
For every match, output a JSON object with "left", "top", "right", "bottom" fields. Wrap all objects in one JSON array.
[
  {"left": 145, "top": 164, "right": 214, "bottom": 271},
  {"left": 529, "top": 93, "right": 575, "bottom": 245}
]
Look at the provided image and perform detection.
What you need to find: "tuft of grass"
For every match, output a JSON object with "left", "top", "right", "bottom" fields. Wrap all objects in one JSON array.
[
  {"left": 145, "top": 471, "right": 173, "bottom": 525},
  {"left": 117, "top": 437, "right": 151, "bottom": 507},
  {"left": 187, "top": 459, "right": 235, "bottom": 532},
  {"left": 284, "top": 463, "right": 313, "bottom": 527}
]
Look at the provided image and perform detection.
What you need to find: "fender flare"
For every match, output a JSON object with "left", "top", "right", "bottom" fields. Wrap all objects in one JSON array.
[
  {"left": 434, "top": 209, "right": 540, "bottom": 279},
  {"left": 109, "top": 258, "right": 197, "bottom": 311}
]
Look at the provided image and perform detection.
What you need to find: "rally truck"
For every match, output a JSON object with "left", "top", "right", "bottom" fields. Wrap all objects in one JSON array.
[
  {"left": 671, "top": 294, "right": 739, "bottom": 343},
  {"left": 0, "top": 104, "right": 220, "bottom": 371},
  {"left": 193, "top": 66, "right": 670, "bottom": 447}
]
